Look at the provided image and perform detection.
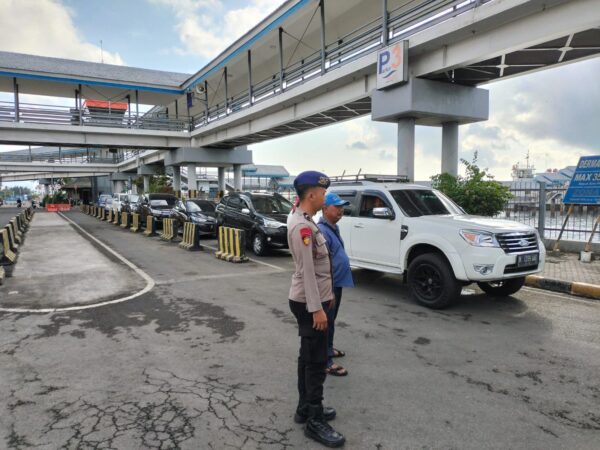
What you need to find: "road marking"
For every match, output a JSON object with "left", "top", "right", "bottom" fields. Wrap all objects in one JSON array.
[
  {"left": 155, "top": 270, "right": 281, "bottom": 286},
  {"left": 522, "top": 286, "right": 600, "bottom": 304},
  {"left": 201, "top": 243, "right": 288, "bottom": 271},
  {"left": 0, "top": 213, "right": 156, "bottom": 314}
]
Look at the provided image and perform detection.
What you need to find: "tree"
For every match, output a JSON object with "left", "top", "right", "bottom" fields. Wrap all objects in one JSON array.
[{"left": 431, "top": 152, "right": 512, "bottom": 216}]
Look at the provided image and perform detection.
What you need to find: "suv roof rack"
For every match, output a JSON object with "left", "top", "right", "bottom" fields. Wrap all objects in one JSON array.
[{"left": 329, "top": 174, "right": 410, "bottom": 184}]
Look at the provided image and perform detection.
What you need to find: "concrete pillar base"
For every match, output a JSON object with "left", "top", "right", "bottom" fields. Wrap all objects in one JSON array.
[{"left": 233, "top": 164, "right": 242, "bottom": 191}]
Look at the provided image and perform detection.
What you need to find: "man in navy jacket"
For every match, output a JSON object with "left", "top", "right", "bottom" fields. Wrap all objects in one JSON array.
[{"left": 318, "top": 193, "right": 354, "bottom": 376}]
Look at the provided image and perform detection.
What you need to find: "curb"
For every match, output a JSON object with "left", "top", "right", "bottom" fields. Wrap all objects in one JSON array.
[{"left": 525, "top": 275, "right": 600, "bottom": 300}]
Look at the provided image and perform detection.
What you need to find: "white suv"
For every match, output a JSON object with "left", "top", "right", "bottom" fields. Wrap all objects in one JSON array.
[
  {"left": 112, "top": 193, "right": 129, "bottom": 214},
  {"left": 328, "top": 176, "right": 545, "bottom": 308}
]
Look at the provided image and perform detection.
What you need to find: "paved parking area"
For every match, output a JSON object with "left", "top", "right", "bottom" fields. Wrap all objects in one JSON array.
[{"left": 1, "top": 211, "right": 599, "bottom": 449}]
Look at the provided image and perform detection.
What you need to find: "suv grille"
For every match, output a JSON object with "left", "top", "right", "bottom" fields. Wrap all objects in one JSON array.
[{"left": 496, "top": 232, "right": 538, "bottom": 254}]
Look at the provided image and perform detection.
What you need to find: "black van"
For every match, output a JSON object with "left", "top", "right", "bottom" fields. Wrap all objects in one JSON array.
[{"left": 215, "top": 192, "right": 292, "bottom": 256}]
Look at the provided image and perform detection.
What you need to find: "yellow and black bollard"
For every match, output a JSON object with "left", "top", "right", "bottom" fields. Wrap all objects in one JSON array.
[
  {"left": 0, "top": 228, "right": 18, "bottom": 277},
  {"left": 130, "top": 213, "right": 141, "bottom": 233},
  {"left": 143, "top": 215, "right": 157, "bottom": 237},
  {"left": 160, "top": 218, "right": 179, "bottom": 242},
  {"left": 120, "top": 212, "right": 131, "bottom": 229},
  {"left": 215, "top": 226, "right": 248, "bottom": 263},
  {"left": 179, "top": 222, "right": 201, "bottom": 250}
]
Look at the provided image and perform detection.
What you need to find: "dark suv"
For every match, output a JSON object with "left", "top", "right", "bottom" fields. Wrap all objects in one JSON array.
[
  {"left": 215, "top": 192, "right": 292, "bottom": 256},
  {"left": 139, "top": 193, "right": 178, "bottom": 226}
]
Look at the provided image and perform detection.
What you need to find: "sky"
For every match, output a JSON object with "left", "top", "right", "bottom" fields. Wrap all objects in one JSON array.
[{"left": 0, "top": 0, "right": 598, "bottom": 189}]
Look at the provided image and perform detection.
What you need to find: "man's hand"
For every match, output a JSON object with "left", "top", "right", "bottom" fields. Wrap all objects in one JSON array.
[
  {"left": 328, "top": 298, "right": 336, "bottom": 311},
  {"left": 312, "top": 309, "right": 328, "bottom": 331}
]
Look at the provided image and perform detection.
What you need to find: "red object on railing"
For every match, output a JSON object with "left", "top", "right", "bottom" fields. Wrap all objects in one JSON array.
[
  {"left": 83, "top": 100, "right": 128, "bottom": 110},
  {"left": 46, "top": 204, "right": 71, "bottom": 212}
]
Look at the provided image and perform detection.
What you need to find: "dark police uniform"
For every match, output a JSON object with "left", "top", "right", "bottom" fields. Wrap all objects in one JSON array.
[{"left": 287, "top": 171, "right": 345, "bottom": 447}]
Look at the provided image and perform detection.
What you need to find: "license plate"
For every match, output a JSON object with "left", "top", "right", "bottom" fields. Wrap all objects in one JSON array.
[{"left": 517, "top": 253, "right": 538, "bottom": 268}]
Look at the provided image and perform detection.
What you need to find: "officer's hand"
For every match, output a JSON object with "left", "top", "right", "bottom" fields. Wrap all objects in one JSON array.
[{"left": 312, "top": 309, "right": 328, "bottom": 331}]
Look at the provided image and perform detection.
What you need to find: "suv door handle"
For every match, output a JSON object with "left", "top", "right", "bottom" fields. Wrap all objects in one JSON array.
[{"left": 354, "top": 224, "right": 365, "bottom": 229}]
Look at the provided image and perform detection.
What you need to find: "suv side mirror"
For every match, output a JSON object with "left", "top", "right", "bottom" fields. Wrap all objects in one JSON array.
[
  {"left": 372, "top": 207, "right": 394, "bottom": 219},
  {"left": 241, "top": 208, "right": 251, "bottom": 215}
]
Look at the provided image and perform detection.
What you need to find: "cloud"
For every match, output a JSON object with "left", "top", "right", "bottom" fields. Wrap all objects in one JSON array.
[
  {"left": 152, "top": 0, "right": 284, "bottom": 59},
  {"left": 0, "top": 0, "right": 124, "bottom": 64},
  {"left": 347, "top": 141, "right": 368, "bottom": 150}
]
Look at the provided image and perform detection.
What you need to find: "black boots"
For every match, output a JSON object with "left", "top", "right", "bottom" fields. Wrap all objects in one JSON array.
[
  {"left": 294, "top": 405, "right": 336, "bottom": 424},
  {"left": 303, "top": 404, "right": 345, "bottom": 447}
]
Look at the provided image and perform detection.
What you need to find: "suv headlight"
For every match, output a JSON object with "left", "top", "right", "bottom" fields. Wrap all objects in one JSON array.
[
  {"left": 263, "top": 218, "right": 284, "bottom": 229},
  {"left": 460, "top": 230, "right": 499, "bottom": 247}
]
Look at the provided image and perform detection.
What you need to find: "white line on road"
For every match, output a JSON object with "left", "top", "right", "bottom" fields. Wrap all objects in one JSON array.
[
  {"left": 201, "top": 243, "right": 288, "bottom": 271},
  {"left": 0, "top": 213, "right": 156, "bottom": 314}
]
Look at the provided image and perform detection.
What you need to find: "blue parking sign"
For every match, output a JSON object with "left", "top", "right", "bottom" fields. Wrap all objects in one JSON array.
[{"left": 563, "top": 156, "right": 600, "bottom": 205}]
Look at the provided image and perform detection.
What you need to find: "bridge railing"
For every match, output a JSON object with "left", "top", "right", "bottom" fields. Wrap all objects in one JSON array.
[
  {"left": 0, "top": 148, "right": 143, "bottom": 165},
  {"left": 0, "top": 100, "right": 192, "bottom": 132},
  {"left": 190, "top": 0, "right": 494, "bottom": 131}
]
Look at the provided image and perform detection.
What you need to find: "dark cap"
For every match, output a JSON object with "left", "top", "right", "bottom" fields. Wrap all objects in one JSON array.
[{"left": 293, "top": 171, "right": 330, "bottom": 192}]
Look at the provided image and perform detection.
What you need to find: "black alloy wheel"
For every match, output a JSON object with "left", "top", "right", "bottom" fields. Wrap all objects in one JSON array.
[{"left": 407, "top": 253, "right": 462, "bottom": 309}]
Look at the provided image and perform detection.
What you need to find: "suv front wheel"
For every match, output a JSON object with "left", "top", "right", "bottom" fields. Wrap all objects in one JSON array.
[
  {"left": 477, "top": 277, "right": 525, "bottom": 297},
  {"left": 407, "top": 253, "right": 462, "bottom": 309}
]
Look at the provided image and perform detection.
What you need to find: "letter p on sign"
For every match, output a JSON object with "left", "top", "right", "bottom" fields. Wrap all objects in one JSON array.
[{"left": 376, "top": 41, "right": 408, "bottom": 90}]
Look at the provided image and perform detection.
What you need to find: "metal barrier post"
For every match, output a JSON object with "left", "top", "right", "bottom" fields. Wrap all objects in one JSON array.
[{"left": 537, "top": 182, "right": 546, "bottom": 239}]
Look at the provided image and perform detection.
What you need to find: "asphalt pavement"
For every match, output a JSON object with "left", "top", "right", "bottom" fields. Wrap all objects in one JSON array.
[
  {"left": 0, "top": 207, "right": 22, "bottom": 228},
  {"left": 0, "top": 210, "right": 599, "bottom": 449}
]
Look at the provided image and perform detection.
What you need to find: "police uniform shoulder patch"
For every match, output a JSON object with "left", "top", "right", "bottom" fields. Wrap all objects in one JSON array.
[{"left": 300, "top": 227, "right": 311, "bottom": 246}]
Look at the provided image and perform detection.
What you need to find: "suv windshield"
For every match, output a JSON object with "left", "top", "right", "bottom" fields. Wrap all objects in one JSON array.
[
  {"left": 129, "top": 195, "right": 139, "bottom": 203},
  {"left": 390, "top": 189, "right": 463, "bottom": 217},
  {"left": 150, "top": 199, "right": 170, "bottom": 208},
  {"left": 252, "top": 196, "right": 292, "bottom": 214},
  {"left": 188, "top": 201, "right": 215, "bottom": 213}
]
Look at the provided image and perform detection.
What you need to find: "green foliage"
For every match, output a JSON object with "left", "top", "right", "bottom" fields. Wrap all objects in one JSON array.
[
  {"left": 431, "top": 152, "right": 512, "bottom": 216},
  {"left": 42, "top": 191, "right": 69, "bottom": 205},
  {"left": 134, "top": 175, "right": 173, "bottom": 194}
]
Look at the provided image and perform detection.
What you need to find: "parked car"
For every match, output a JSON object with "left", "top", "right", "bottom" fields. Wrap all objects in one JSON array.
[
  {"left": 0, "top": 198, "right": 3, "bottom": 206},
  {"left": 215, "top": 192, "right": 292, "bottom": 255},
  {"left": 121, "top": 194, "right": 140, "bottom": 214},
  {"left": 97, "top": 194, "right": 112, "bottom": 209},
  {"left": 100, "top": 197, "right": 113, "bottom": 214},
  {"left": 326, "top": 176, "right": 546, "bottom": 309},
  {"left": 139, "top": 193, "right": 179, "bottom": 227},
  {"left": 112, "top": 193, "right": 129, "bottom": 213},
  {"left": 171, "top": 199, "right": 218, "bottom": 236}
]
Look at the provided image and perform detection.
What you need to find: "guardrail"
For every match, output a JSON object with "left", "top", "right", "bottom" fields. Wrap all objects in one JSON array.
[
  {"left": 0, "top": 100, "right": 192, "bottom": 132},
  {"left": 501, "top": 182, "right": 600, "bottom": 243}
]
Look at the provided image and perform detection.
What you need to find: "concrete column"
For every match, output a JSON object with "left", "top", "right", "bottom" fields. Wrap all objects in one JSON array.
[
  {"left": 187, "top": 164, "right": 197, "bottom": 193},
  {"left": 441, "top": 121, "right": 459, "bottom": 176},
  {"left": 112, "top": 180, "right": 118, "bottom": 194},
  {"left": 131, "top": 183, "right": 138, "bottom": 194},
  {"left": 143, "top": 176, "right": 150, "bottom": 193},
  {"left": 218, "top": 167, "right": 226, "bottom": 193},
  {"left": 115, "top": 180, "right": 125, "bottom": 193},
  {"left": 233, "top": 164, "right": 242, "bottom": 191},
  {"left": 397, "top": 118, "right": 415, "bottom": 181},
  {"left": 172, "top": 166, "right": 181, "bottom": 191}
]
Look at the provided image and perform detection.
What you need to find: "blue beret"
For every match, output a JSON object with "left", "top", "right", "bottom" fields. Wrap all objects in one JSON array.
[{"left": 294, "top": 171, "right": 330, "bottom": 192}]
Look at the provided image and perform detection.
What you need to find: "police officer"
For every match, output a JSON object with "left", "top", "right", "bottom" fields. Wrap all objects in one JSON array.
[{"left": 288, "top": 171, "right": 345, "bottom": 448}]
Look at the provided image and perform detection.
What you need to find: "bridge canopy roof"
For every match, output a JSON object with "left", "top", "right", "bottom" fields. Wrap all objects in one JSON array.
[{"left": 0, "top": 51, "right": 190, "bottom": 105}]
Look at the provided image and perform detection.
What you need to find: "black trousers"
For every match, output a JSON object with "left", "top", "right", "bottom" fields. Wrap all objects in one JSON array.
[{"left": 289, "top": 299, "right": 329, "bottom": 409}]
